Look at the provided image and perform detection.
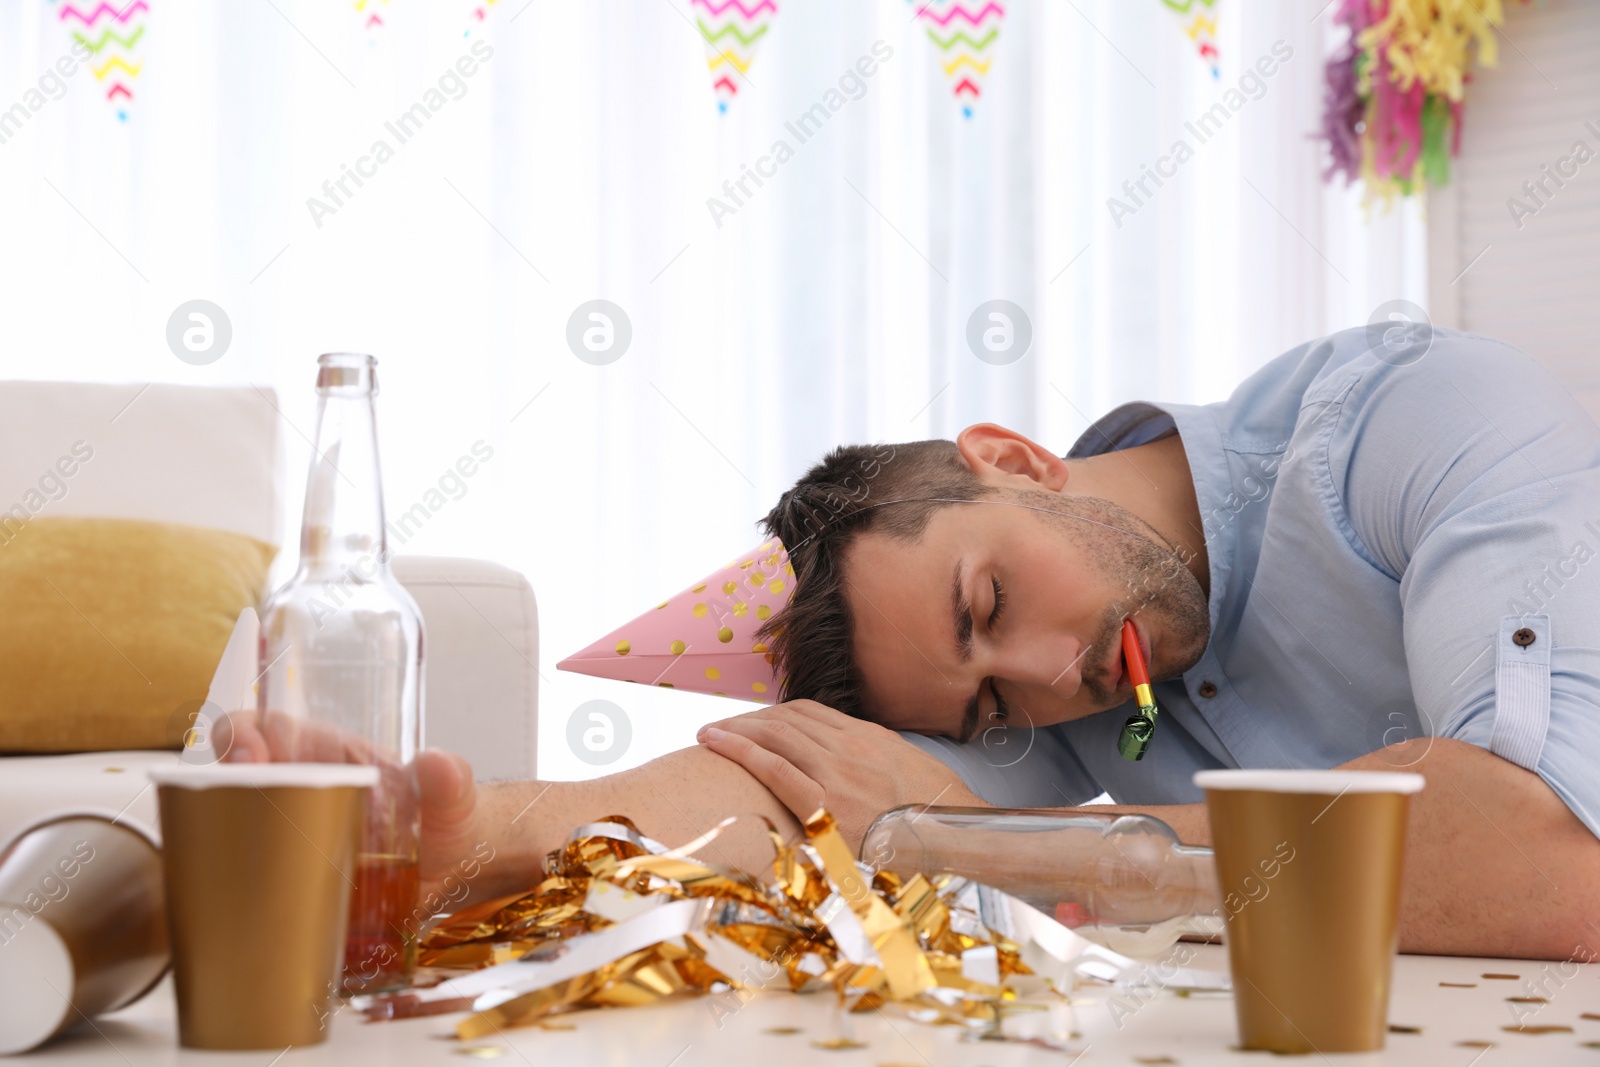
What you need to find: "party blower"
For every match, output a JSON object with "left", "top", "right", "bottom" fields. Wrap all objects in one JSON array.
[{"left": 1117, "top": 618, "right": 1161, "bottom": 761}]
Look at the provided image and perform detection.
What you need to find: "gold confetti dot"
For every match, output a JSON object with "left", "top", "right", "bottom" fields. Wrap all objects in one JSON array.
[
  {"left": 770, "top": 579, "right": 785, "bottom": 594},
  {"left": 1503, "top": 1025, "right": 1572, "bottom": 1034},
  {"left": 762, "top": 1026, "right": 801, "bottom": 1035},
  {"left": 717, "top": 627, "right": 734, "bottom": 643},
  {"left": 705, "top": 667, "right": 721, "bottom": 680},
  {"left": 456, "top": 1048, "right": 505, "bottom": 1059},
  {"left": 733, "top": 602, "right": 748, "bottom": 617},
  {"left": 1583, "top": 1012, "right": 1600, "bottom": 1021},
  {"left": 1507, "top": 997, "right": 1547, "bottom": 1004},
  {"left": 693, "top": 583, "right": 707, "bottom": 593},
  {"left": 1440, "top": 982, "right": 1478, "bottom": 987},
  {"left": 810, "top": 1038, "right": 865, "bottom": 1050},
  {"left": 1483, "top": 973, "right": 1521, "bottom": 980},
  {"left": 693, "top": 603, "right": 708, "bottom": 618},
  {"left": 104, "top": 766, "right": 125, "bottom": 773},
  {"left": 752, "top": 682, "right": 767, "bottom": 694},
  {"left": 658, "top": 682, "right": 674, "bottom": 688},
  {"left": 750, "top": 572, "right": 766, "bottom": 586},
  {"left": 1388, "top": 1024, "right": 1421, "bottom": 1034},
  {"left": 753, "top": 642, "right": 769, "bottom": 653},
  {"left": 740, "top": 560, "right": 754, "bottom": 569},
  {"left": 670, "top": 640, "right": 686, "bottom": 655},
  {"left": 615, "top": 640, "right": 631, "bottom": 656},
  {"left": 1456, "top": 1041, "right": 1496, "bottom": 1048},
  {"left": 723, "top": 580, "right": 738, "bottom": 594},
  {"left": 756, "top": 605, "right": 771, "bottom": 620}
]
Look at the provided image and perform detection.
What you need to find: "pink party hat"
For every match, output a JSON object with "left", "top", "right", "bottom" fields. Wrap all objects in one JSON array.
[{"left": 558, "top": 538, "right": 792, "bottom": 701}]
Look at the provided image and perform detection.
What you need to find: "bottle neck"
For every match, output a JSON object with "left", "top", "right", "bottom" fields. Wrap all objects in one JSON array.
[{"left": 299, "top": 386, "right": 389, "bottom": 574}]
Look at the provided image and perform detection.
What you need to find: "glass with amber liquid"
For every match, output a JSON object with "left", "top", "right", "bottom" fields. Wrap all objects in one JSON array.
[{"left": 256, "top": 353, "right": 425, "bottom": 994}]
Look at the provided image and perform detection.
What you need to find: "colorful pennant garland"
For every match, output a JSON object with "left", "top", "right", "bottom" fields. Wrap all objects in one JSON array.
[
  {"left": 1160, "top": 0, "right": 1219, "bottom": 80},
  {"left": 913, "top": 1, "right": 1006, "bottom": 119},
  {"left": 693, "top": 0, "right": 778, "bottom": 113},
  {"left": 354, "top": 0, "right": 389, "bottom": 44},
  {"left": 1321, "top": 0, "right": 1529, "bottom": 203},
  {"left": 54, "top": 0, "right": 148, "bottom": 122},
  {"left": 463, "top": 0, "right": 499, "bottom": 38}
]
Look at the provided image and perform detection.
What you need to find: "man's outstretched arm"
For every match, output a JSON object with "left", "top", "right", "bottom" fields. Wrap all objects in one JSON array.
[
  {"left": 416, "top": 744, "right": 803, "bottom": 907},
  {"left": 700, "top": 702, "right": 1600, "bottom": 960}
]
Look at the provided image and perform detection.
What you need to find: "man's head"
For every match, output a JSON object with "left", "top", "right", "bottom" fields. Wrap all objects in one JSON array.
[{"left": 759, "top": 424, "right": 1210, "bottom": 741}]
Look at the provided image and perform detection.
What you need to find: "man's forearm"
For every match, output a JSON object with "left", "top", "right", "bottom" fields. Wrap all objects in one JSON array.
[
  {"left": 1044, "top": 739, "right": 1600, "bottom": 959},
  {"left": 464, "top": 745, "right": 804, "bottom": 903}
]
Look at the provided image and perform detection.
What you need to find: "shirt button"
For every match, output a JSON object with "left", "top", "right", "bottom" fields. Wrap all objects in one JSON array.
[
  {"left": 1198, "top": 681, "right": 1218, "bottom": 698},
  {"left": 1513, "top": 627, "right": 1536, "bottom": 647}
]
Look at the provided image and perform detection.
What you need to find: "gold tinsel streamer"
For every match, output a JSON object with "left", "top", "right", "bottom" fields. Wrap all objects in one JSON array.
[{"left": 391, "top": 809, "right": 1055, "bottom": 1039}]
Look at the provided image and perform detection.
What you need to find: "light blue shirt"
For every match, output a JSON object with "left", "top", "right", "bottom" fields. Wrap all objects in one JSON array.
[{"left": 909, "top": 325, "right": 1600, "bottom": 840}]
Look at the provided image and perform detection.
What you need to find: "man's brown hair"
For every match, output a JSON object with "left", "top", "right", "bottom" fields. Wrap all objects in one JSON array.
[{"left": 756, "top": 439, "right": 992, "bottom": 716}]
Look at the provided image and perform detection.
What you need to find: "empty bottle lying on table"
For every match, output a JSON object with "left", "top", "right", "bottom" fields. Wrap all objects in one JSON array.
[
  {"left": 255, "top": 352, "right": 426, "bottom": 995},
  {"left": 861, "top": 806, "right": 1225, "bottom": 958}
]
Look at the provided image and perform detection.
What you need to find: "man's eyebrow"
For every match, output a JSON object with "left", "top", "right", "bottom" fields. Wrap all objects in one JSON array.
[{"left": 952, "top": 560, "right": 973, "bottom": 662}]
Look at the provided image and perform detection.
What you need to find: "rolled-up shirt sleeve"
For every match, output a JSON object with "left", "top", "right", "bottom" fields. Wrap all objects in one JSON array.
[{"left": 1334, "top": 331, "right": 1600, "bottom": 840}]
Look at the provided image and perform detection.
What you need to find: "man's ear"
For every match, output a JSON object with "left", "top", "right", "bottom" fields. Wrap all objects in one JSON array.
[{"left": 955, "top": 424, "right": 1069, "bottom": 492}]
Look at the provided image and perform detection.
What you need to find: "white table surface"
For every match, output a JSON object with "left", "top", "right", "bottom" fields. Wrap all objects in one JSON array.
[{"left": 15, "top": 946, "right": 1600, "bottom": 1066}]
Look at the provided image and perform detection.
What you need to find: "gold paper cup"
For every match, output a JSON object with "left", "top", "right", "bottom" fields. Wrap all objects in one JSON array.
[
  {"left": 0, "top": 814, "right": 168, "bottom": 1055},
  {"left": 1194, "top": 769, "right": 1424, "bottom": 1054},
  {"left": 150, "top": 763, "right": 378, "bottom": 1050}
]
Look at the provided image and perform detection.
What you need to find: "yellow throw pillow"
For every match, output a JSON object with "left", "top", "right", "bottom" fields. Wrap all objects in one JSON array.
[{"left": 0, "top": 516, "right": 276, "bottom": 752}]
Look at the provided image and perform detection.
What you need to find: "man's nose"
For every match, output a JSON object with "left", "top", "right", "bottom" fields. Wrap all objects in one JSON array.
[{"left": 992, "top": 633, "right": 1091, "bottom": 697}]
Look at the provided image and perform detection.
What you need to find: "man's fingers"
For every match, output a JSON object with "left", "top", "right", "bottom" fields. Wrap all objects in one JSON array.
[
  {"left": 701, "top": 728, "right": 824, "bottom": 820},
  {"left": 705, "top": 715, "right": 834, "bottom": 777},
  {"left": 418, "top": 748, "right": 476, "bottom": 826}
]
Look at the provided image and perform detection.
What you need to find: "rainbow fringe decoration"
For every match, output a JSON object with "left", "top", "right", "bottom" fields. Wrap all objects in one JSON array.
[
  {"left": 1321, "top": 0, "right": 1527, "bottom": 203},
  {"left": 693, "top": 0, "right": 778, "bottom": 113},
  {"left": 1160, "top": 0, "right": 1219, "bottom": 80},
  {"left": 914, "top": 0, "right": 1006, "bottom": 119},
  {"left": 55, "top": 0, "right": 148, "bottom": 122}
]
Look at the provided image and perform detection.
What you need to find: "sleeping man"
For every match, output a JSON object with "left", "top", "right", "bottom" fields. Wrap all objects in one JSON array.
[{"left": 232, "top": 324, "right": 1600, "bottom": 960}]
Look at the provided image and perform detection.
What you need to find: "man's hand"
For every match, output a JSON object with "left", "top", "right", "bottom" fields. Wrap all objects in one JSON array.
[
  {"left": 217, "top": 710, "right": 490, "bottom": 905},
  {"left": 697, "top": 699, "right": 983, "bottom": 848}
]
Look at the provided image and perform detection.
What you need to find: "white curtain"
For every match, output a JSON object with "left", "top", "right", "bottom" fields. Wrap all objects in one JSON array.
[{"left": 0, "top": 0, "right": 1425, "bottom": 779}]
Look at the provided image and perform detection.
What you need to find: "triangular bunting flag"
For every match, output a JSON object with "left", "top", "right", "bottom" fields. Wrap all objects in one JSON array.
[{"left": 693, "top": 0, "right": 779, "bottom": 113}]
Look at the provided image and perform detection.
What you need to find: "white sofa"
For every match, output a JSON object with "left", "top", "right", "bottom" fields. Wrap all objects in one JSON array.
[{"left": 0, "top": 382, "right": 538, "bottom": 846}]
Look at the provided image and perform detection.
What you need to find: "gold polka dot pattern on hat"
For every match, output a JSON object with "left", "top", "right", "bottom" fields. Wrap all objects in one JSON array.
[
  {"left": 669, "top": 639, "right": 686, "bottom": 655},
  {"left": 693, "top": 603, "right": 708, "bottom": 618},
  {"left": 750, "top": 572, "right": 766, "bottom": 587},
  {"left": 723, "top": 580, "right": 737, "bottom": 594},
  {"left": 656, "top": 601, "right": 668, "bottom": 610},
  {"left": 733, "top": 602, "right": 748, "bottom": 617},
  {"left": 740, "top": 560, "right": 753, "bottom": 569},
  {"left": 753, "top": 642, "right": 768, "bottom": 653},
  {"left": 705, "top": 667, "right": 721, "bottom": 680},
  {"left": 751, "top": 682, "right": 767, "bottom": 694},
  {"left": 659, "top": 682, "right": 673, "bottom": 688},
  {"left": 615, "top": 640, "right": 631, "bottom": 655},
  {"left": 717, "top": 627, "right": 734, "bottom": 643},
  {"left": 756, "top": 605, "right": 771, "bottom": 620},
  {"left": 770, "top": 580, "right": 785, "bottom": 594},
  {"left": 693, "top": 583, "right": 707, "bottom": 593}
]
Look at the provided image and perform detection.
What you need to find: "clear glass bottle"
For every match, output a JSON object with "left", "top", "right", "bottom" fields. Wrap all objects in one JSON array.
[
  {"left": 257, "top": 352, "right": 425, "bottom": 994},
  {"left": 861, "top": 806, "right": 1224, "bottom": 958}
]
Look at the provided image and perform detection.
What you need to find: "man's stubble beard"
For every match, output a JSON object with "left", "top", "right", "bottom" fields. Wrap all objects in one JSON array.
[{"left": 1008, "top": 488, "right": 1211, "bottom": 706}]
